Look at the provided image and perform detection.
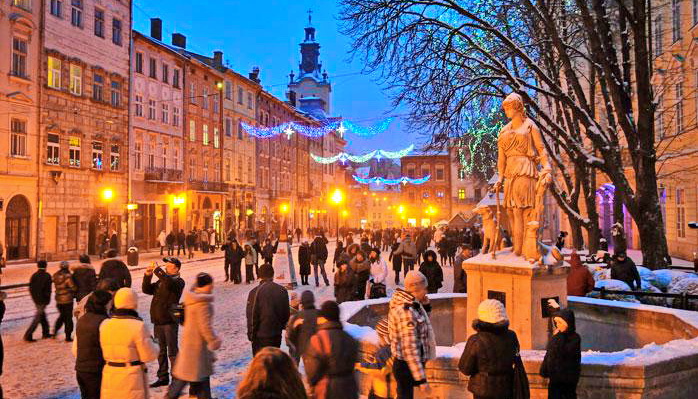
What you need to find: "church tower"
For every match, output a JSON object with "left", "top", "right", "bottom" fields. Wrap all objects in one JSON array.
[{"left": 287, "top": 10, "right": 332, "bottom": 116}]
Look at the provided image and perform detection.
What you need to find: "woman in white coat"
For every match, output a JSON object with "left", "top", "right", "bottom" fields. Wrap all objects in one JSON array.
[
  {"left": 366, "top": 247, "right": 389, "bottom": 299},
  {"left": 99, "top": 288, "right": 159, "bottom": 399}
]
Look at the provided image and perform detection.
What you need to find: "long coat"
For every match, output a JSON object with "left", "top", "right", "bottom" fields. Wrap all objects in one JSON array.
[
  {"left": 172, "top": 289, "right": 222, "bottom": 382},
  {"left": 99, "top": 311, "right": 159, "bottom": 399}
]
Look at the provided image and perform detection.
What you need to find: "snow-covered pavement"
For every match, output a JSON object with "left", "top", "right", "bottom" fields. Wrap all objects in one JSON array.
[{"left": 1, "top": 241, "right": 447, "bottom": 398}]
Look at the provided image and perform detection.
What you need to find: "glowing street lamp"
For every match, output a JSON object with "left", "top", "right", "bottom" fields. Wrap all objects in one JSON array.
[
  {"left": 100, "top": 188, "right": 114, "bottom": 202},
  {"left": 330, "top": 188, "right": 344, "bottom": 238},
  {"left": 279, "top": 203, "right": 290, "bottom": 214}
]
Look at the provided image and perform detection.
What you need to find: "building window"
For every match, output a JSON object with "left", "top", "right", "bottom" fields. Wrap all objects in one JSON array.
[
  {"left": 247, "top": 92, "right": 253, "bottom": 109},
  {"left": 436, "top": 167, "right": 444, "bottom": 181},
  {"left": 225, "top": 117, "right": 232, "bottom": 136},
  {"left": 134, "top": 141, "right": 142, "bottom": 170},
  {"left": 247, "top": 158, "right": 253, "bottom": 184},
  {"left": 67, "top": 216, "right": 79, "bottom": 251},
  {"left": 13, "top": 0, "right": 32, "bottom": 11},
  {"left": 173, "top": 68, "right": 180, "bottom": 88},
  {"left": 69, "top": 136, "right": 81, "bottom": 167},
  {"left": 474, "top": 187, "right": 482, "bottom": 199},
  {"left": 69, "top": 64, "right": 82, "bottom": 95},
  {"left": 148, "top": 100, "right": 156, "bottom": 120},
  {"left": 161, "top": 104, "right": 169, "bottom": 124},
  {"left": 110, "top": 81, "right": 121, "bottom": 107},
  {"left": 70, "top": 0, "right": 82, "bottom": 27},
  {"left": 203, "top": 124, "right": 209, "bottom": 145},
  {"left": 238, "top": 87, "right": 243, "bottom": 104},
  {"left": 161, "top": 142, "right": 167, "bottom": 169},
  {"left": 237, "top": 120, "right": 243, "bottom": 139},
  {"left": 112, "top": 18, "right": 122, "bottom": 45},
  {"left": 676, "top": 83, "right": 683, "bottom": 135},
  {"left": 421, "top": 166, "right": 430, "bottom": 177},
  {"left": 225, "top": 159, "right": 231, "bottom": 181},
  {"left": 422, "top": 191, "right": 429, "bottom": 198},
  {"left": 190, "top": 82, "right": 196, "bottom": 104},
  {"left": 407, "top": 167, "right": 415, "bottom": 178},
  {"left": 50, "top": 0, "right": 61, "bottom": 17},
  {"left": 676, "top": 188, "right": 686, "bottom": 238},
  {"left": 110, "top": 145, "right": 120, "bottom": 171},
  {"left": 436, "top": 191, "right": 445, "bottom": 198},
  {"left": 173, "top": 142, "right": 180, "bottom": 170},
  {"left": 10, "top": 119, "right": 27, "bottom": 157},
  {"left": 47, "top": 133, "right": 60, "bottom": 165},
  {"left": 202, "top": 87, "right": 209, "bottom": 109},
  {"left": 11, "top": 37, "right": 28, "bottom": 78},
  {"left": 48, "top": 56, "right": 61, "bottom": 89},
  {"left": 654, "top": 15, "right": 663, "bottom": 57},
  {"left": 672, "top": 0, "right": 681, "bottom": 42},
  {"left": 657, "top": 95, "right": 665, "bottom": 139},
  {"left": 225, "top": 81, "right": 232, "bottom": 99},
  {"left": 134, "top": 95, "right": 143, "bottom": 117},
  {"left": 148, "top": 58, "right": 157, "bottom": 79},
  {"left": 135, "top": 52, "right": 143, "bottom": 73},
  {"left": 213, "top": 128, "right": 220, "bottom": 148},
  {"left": 189, "top": 120, "right": 195, "bottom": 141},
  {"left": 92, "top": 141, "right": 103, "bottom": 170},
  {"left": 213, "top": 94, "right": 219, "bottom": 113},
  {"left": 173, "top": 107, "right": 180, "bottom": 127},
  {"left": 94, "top": 8, "right": 104, "bottom": 37},
  {"left": 458, "top": 188, "right": 466, "bottom": 200},
  {"left": 92, "top": 73, "right": 103, "bottom": 101},
  {"left": 161, "top": 63, "right": 169, "bottom": 84},
  {"left": 147, "top": 139, "right": 155, "bottom": 169},
  {"left": 237, "top": 159, "right": 243, "bottom": 181}
]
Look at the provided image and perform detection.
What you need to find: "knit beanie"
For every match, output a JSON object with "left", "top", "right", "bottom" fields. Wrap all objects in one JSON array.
[
  {"left": 113, "top": 287, "right": 138, "bottom": 311},
  {"left": 375, "top": 317, "right": 389, "bottom": 343},
  {"left": 319, "top": 300, "right": 340, "bottom": 322},
  {"left": 404, "top": 270, "right": 427, "bottom": 290},
  {"left": 477, "top": 299, "right": 508, "bottom": 324}
]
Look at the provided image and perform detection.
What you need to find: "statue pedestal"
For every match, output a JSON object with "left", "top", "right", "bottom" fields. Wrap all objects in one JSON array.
[{"left": 463, "top": 250, "right": 569, "bottom": 350}]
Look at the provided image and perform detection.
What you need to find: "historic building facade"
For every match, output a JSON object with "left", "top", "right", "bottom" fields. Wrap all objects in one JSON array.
[{"left": 400, "top": 154, "right": 451, "bottom": 227}]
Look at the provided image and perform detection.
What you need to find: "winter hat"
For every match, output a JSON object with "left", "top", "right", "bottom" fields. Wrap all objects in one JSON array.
[
  {"left": 300, "top": 290, "right": 315, "bottom": 309},
  {"left": 113, "top": 287, "right": 138, "bottom": 311},
  {"left": 258, "top": 263, "right": 274, "bottom": 279},
  {"left": 196, "top": 272, "right": 213, "bottom": 287},
  {"left": 477, "top": 299, "right": 508, "bottom": 324},
  {"left": 59, "top": 260, "right": 70, "bottom": 269},
  {"left": 79, "top": 254, "right": 91, "bottom": 264},
  {"left": 319, "top": 300, "right": 340, "bottom": 322},
  {"left": 404, "top": 270, "right": 428, "bottom": 290}
]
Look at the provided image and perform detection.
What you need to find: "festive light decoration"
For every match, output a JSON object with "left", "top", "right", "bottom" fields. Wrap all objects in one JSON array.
[
  {"left": 352, "top": 174, "right": 431, "bottom": 186},
  {"left": 240, "top": 121, "right": 340, "bottom": 139},
  {"left": 342, "top": 118, "right": 394, "bottom": 137},
  {"left": 311, "top": 144, "right": 414, "bottom": 164}
]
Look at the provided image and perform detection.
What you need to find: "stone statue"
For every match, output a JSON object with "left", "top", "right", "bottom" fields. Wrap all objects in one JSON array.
[{"left": 492, "top": 93, "right": 552, "bottom": 257}]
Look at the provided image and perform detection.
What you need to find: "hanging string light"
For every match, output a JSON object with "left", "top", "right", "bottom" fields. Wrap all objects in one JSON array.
[
  {"left": 311, "top": 144, "right": 414, "bottom": 164},
  {"left": 342, "top": 117, "right": 394, "bottom": 137},
  {"left": 240, "top": 121, "right": 340, "bottom": 139},
  {"left": 352, "top": 174, "right": 431, "bottom": 186}
]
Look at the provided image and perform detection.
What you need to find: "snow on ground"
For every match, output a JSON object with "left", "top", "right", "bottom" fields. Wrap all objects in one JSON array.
[{"left": 1, "top": 241, "right": 450, "bottom": 398}]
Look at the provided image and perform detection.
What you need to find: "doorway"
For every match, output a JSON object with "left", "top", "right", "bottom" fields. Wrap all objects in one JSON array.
[{"left": 5, "top": 195, "right": 31, "bottom": 260}]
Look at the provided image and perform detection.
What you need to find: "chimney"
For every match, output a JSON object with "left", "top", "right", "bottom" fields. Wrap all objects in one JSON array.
[
  {"left": 213, "top": 51, "right": 223, "bottom": 67},
  {"left": 249, "top": 66, "right": 261, "bottom": 83},
  {"left": 150, "top": 18, "right": 162, "bottom": 41},
  {"left": 172, "top": 33, "right": 186, "bottom": 49}
]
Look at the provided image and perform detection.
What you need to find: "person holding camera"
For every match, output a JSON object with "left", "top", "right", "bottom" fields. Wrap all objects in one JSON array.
[{"left": 142, "top": 258, "right": 185, "bottom": 388}]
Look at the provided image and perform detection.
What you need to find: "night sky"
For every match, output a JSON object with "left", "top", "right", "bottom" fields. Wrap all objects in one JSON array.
[{"left": 132, "top": 0, "right": 423, "bottom": 154}]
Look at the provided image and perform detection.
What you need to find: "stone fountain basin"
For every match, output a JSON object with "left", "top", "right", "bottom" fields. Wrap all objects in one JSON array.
[{"left": 341, "top": 294, "right": 698, "bottom": 399}]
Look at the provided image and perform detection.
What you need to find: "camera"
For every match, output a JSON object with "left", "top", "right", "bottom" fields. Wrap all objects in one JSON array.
[{"left": 688, "top": 221, "right": 698, "bottom": 229}]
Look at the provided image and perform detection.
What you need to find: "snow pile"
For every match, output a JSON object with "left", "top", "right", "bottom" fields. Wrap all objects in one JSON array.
[
  {"left": 588, "top": 279, "right": 638, "bottom": 302},
  {"left": 582, "top": 337, "right": 698, "bottom": 366},
  {"left": 650, "top": 269, "right": 687, "bottom": 290},
  {"left": 636, "top": 266, "right": 653, "bottom": 281},
  {"left": 667, "top": 277, "right": 698, "bottom": 310}
]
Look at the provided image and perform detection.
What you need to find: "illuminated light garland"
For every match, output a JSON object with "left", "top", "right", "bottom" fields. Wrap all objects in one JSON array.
[
  {"left": 240, "top": 121, "right": 340, "bottom": 139},
  {"left": 341, "top": 118, "right": 394, "bottom": 137},
  {"left": 352, "top": 174, "right": 431, "bottom": 186},
  {"left": 311, "top": 144, "right": 414, "bottom": 164}
]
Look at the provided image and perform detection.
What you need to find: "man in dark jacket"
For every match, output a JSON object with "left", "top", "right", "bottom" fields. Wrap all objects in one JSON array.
[
  {"left": 176, "top": 229, "right": 186, "bottom": 256},
  {"left": 53, "top": 261, "right": 77, "bottom": 341},
  {"left": 305, "top": 301, "right": 359, "bottom": 399},
  {"left": 609, "top": 252, "right": 642, "bottom": 290},
  {"left": 166, "top": 231, "right": 176, "bottom": 256},
  {"left": 453, "top": 245, "right": 471, "bottom": 293},
  {"left": 98, "top": 249, "right": 131, "bottom": 288},
  {"left": 285, "top": 290, "right": 319, "bottom": 364},
  {"left": 261, "top": 238, "right": 278, "bottom": 265},
  {"left": 310, "top": 233, "right": 330, "bottom": 287},
  {"left": 72, "top": 254, "right": 97, "bottom": 302},
  {"left": 246, "top": 264, "right": 290, "bottom": 355},
  {"left": 24, "top": 260, "right": 53, "bottom": 342},
  {"left": 142, "top": 257, "right": 186, "bottom": 387},
  {"left": 540, "top": 303, "right": 581, "bottom": 399},
  {"left": 222, "top": 240, "right": 244, "bottom": 283},
  {"left": 73, "top": 290, "right": 111, "bottom": 399},
  {"left": 418, "top": 250, "right": 443, "bottom": 294}
]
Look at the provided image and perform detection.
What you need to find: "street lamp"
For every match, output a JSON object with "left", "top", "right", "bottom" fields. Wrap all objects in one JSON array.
[
  {"left": 330, "top": 188, "right": 344, "bottom": 239},
  {"left": 100, "top": 187, "right": 115, "bottom": 253}
]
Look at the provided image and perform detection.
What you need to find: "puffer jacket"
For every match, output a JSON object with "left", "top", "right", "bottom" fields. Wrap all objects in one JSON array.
[
  {"left": 304, "top": 321, "right": 359, "bottom": 399},
  {"left": 458, "top": 319, "right": 520, "bottom": 399},
  {"left": 540, "top": 308, "right": 581, "bottom": 385},
  {"left": 53, "top": 269, "right": 77, "bottom": 305},
  {"left": 387, "top": 288, "right": 436, "bottom": 384},
  {"left": 418, "top": 250, "right": 443, "bottom": 293}
]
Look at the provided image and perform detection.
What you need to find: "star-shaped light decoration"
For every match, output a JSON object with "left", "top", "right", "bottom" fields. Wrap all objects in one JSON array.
[
  {"left": 338, "top": 154, "right": 348, "bottom": 164},
  {"left": 375, "top": 177, "right": 383, "bottom": 185},
  {"left": 401, "top": 177, "right": 409, "bottom": 185},
  {"left": 284, "top": 125, "right": 294, "bottom": 140},
  {"left": 336, "top": 123, "right": 347, "bottom": 137}
]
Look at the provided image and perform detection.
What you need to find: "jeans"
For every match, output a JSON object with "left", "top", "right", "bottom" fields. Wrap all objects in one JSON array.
[
  {"left": 224, "top": 259, "right": 233, "bottom": 281},
  {"left": 313, "top": 260, "right": 329, "bottom": 286},
  {"left": 54, "top": 302, "right": 74, "bottom": 339},
  {"left": 167, "top": 377, "right": 211, "bottom": 399},
  {"left": 252, "top": 336, "right": 282, "bottom": 355},
  {"left": 403, "top": 259, "right": 416, "bottom": 276},
  {"left": 177, "top": 244, "right": 185, "bottom": 256},
  {"left": 245, "top": 263, "right": 255, "bottom": 283},
  {"left": 76, "top": 370, "right": 102, "bottom": 399},
  {"left": 167, "top": 244, "right": 174, "bottom": 256},
  {"left": 154, "top": 324, "right": 179, "bottom": 381},
  {"left": 25, "top": 304, "right": 50, "bottom": 339},
  {"left": 232, "top": 261, "right": 242, "bottom": 284},
  {"left": 393, "top": 359, "right": 420, "bottom": 399}
]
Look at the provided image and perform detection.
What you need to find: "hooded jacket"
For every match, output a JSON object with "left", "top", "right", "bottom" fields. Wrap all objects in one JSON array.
[
  {"left": 53, "top": 268, "right": 77, "bottom": 305},
  {"left": 540, "top": 308, "right": 581, "bottom": 386},
  {"left": 71, "top": 263, "right": 97, "bottom": 302},
  {"left": 393, "top": 238, "right": 416, "bottom": 260},
  {"left": 304, "top": 320, "right": 359, "bottom": 399},
  {"left": 610, "top": 255, "right": 641, "bottom": 290},
  {"left": 566, "top": 253, "right": 595, "bottom": 296},
  {"left": 418, "top": 250, "right": 443, "bottom": 293},
  {"left": 310, "top": 235, "right": 329, "bottom": 261}
]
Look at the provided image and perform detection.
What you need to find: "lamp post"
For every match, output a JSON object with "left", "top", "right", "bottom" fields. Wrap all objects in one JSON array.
[
  {"left": 330, "top": 188, "right": 344, "bottom": 240},
  {"left": 100, "top": 187, "right": 114, "bottom": 253}
]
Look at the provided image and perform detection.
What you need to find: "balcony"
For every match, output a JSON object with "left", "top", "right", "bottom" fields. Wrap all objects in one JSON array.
[
  {"left": 144, "top": 167, "right": 184, "bottom": 183},
  {"left": 189, "top": 180, "right": 230, "bottom": 193}
]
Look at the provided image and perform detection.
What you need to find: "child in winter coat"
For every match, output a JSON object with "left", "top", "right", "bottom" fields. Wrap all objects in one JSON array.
[
  {"left": 418, "top": 250, "right": 443, "bottom": 294},
  {"left": 298, "top": 241, "right": 311, "bottom": 285},
  {"left": 540, "top": 301, "right": 581, "bottom": 399},
  {"left": 367, "top": 248, "right": 388, "bottom": 299},
  {"left": 334, "top": 260, "right": 356, "bottom": 304},
  {"left": 356, "top": 317, "right": 395, "bottom": 399}
]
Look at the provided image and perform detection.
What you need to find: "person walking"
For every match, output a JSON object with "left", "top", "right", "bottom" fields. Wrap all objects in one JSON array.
[
  {"left": 53, "top": 260, "right": 77, "bottom": 341},
  {"left": 285, "top": 290, "right": 319, "bottom": 365},
  {"left": 388, "top": 271, "right": 436, "bottom": 399},
  {"left": 236, "top": 347, "right": 308, "bottom": 399},
  {"left": 177, "top": 229, "right": 186, "bottom": 256},
  {"left": 389, "top": 238, "right": 403, "bottom": 285},
  {"left": 393, "top": 234, "right": 417, "bottom": 276},
  {"left": 540, "top": 301, "right": 581, "bottom": 399},
  {"left": 332, "top": 241, "right": 345, "bottom": 273},
  {"left": 453, "top": 245, "right": 471, "bottom": 293},
  {"left": 158, "top": 230, "right": 167, "bottom": 256},
  {"left": 142, "top": 258, "right": 186, "bottom": 388},
  {"left": 609, "top": 252, "right": 642, "bottom": 290},
  {"left": 298, "top": 240, "right": 311, "bottom": 285},
  {"left": 166, "top": 273, "right": 222, "bottom": 399},
  {"left": 244, "top": 243, "right": 257, "bottom": 284},
  {"left": 221, "top": 240, "right": 241, "bottom": 283},
  {"left": 350, "top": 251, "right": 370, "bottom": 300},
  {"left": 99, "top": 249, "right": 132, "bottom": 289},
  {"left": 367, "top": 248, "right": 388, "bottom": 299},
  {"left": 305, "top": 301, "right": 359, "bottom": 399},
  {"left": 310, "top": 233, "right": 330, "bottom": 287},
  {"left": 229, "top": 241, "right": 245, "bottom": 284},
  {"left": 200, "top": 229, "right": 209, "bottom": 253},
  {"left": 246, "top": 264, "right": 290, "bottom": 355},
  {"left": 24, "top": 260, "right": 52, "bottom": 342},
  {"left": 418, "top": 250, "right": 443, "bottom": 294},
  {"left": 72, "top": 290, "right": 112, "bottom": 399},
  {"left": 567, "top": 250, "right": 595, "bottom": 296},
  {"left": 186, "top": 230, "right": 197, "bottom": 259},
  {"left": 459, "top": 299, "right": 523, "bottom": 399},
  {"left": 99, "top": 287, "right": 159, "bottom": 399},
  {"left": 166, "top": 231, "right": 176, "bottom": 256},
  {"left": 72, "top": 254, "right": 97, "bottom": 302},
  {"left": 334, "top": 260, "right": 356, "bottom": 304}
]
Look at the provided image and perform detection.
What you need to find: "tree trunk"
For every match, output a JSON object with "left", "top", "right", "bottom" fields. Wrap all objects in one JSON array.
[
  {"left": 630, "top": 165, "right": 670, "bottom": 269},
  {"left": 569, "top": 217, "right": 584, "bottom": 250}
]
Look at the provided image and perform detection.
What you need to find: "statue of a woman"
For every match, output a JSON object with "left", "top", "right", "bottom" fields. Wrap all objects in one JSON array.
[{"left": 493, "top": 93, "right": 551, "bottom": 256}]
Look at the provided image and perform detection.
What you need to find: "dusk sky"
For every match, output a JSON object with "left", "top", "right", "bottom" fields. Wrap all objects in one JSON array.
[{"left": 132, "top": 0, "right": 423, "bottom": 154}]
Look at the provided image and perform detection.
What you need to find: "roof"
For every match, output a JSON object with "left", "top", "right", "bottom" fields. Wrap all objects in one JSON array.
[{"left": 133, "top": 30, "right": 189, "bottom": 60}]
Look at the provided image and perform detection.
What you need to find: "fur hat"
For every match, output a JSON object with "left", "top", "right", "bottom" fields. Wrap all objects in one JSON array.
[
  {"left": 113, "top": 287, "right": 138, "bottom": 311},
  {"left": 404, "top": 270, "right": 427, "bottom": 290},
  {"left": 477, "top": 299, "right": 508, "bottom": 324}
]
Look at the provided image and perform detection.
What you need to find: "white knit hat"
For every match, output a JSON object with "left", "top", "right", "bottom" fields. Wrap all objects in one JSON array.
[
  {"left": 114, "top": 287, "right": 138, "bottom": 311},
  {"left": 404, "top": 270, "right": 427, "bottom": 290},
  {"left": 477, "top": 299, "right": 508, "bottom": 324}
]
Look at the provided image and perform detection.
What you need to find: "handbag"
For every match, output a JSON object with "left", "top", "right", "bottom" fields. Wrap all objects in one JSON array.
[{"left": 512, "top": 351, "right": 530, "bottom": 399}]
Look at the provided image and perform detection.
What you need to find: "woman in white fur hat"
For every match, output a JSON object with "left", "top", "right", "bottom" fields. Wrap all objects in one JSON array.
[{"left": 458, "top": 299, "right": 522, "bottom": 399}]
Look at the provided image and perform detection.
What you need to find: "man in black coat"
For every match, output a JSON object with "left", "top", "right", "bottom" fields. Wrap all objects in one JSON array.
[
  {"left": 310, "top": 233, "right": 330, "bottom": 287},
  {"left": 142, "top": 257, "right": 185, "bottom": 387},
  {"left": 246, "top": 263, "right": 290, "bottom": 355},
  {"left": 74, "top": 290, "right": 111, "bottom": 398},
  {"left": 609, "top": 252, "right": 642, "bottom": 290},
  {"left": 176, "top": 229, "right": 186, "bottom": 256},
  {"left": 24, "top": 260, "right": 53, "bottom": 342},
  {"left": 98, "top": 249, "right": 131, "bottom": 288},
  {"left": 221, "top": 240, "right": 244, "bottom": 283},
  {"left": 73, "top": 254, "right": 98, "bottom": 302}
]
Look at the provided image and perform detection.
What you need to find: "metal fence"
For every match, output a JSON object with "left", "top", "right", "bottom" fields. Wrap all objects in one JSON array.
[{"left": 593, "top": 287, "right": 698, "bottom": 310}]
